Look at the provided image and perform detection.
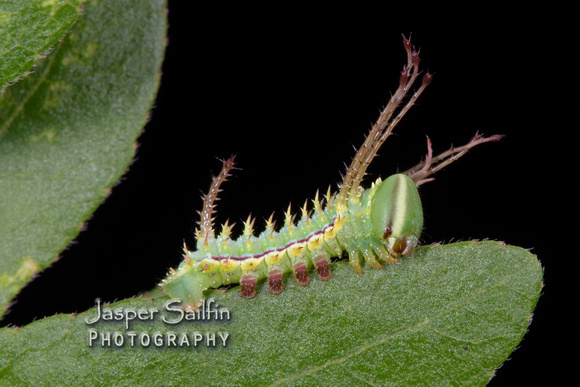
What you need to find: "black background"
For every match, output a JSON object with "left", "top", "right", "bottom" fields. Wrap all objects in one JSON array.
[{"left": 2, "top": 3, "right": 570, "bottom": 386}]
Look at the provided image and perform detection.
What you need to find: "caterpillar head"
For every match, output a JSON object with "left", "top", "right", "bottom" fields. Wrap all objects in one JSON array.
[{"left": 370, "top": 174, "right": 423, "bottom": 257}]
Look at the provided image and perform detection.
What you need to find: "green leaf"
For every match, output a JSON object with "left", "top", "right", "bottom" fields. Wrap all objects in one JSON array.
[
  {"left": 0, "top": 242, "right": 543, "bottom": 385},
  {"left": 0, "top": 0, "right": 167, "bottom": 318},
  {"left": 0, "top": 0, "right": 86, "bottom": 89}
]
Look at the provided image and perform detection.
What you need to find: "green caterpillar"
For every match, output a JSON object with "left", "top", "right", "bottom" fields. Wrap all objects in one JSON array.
[{"left": 161, "top": 36, "right": 502, "bottom": 311}]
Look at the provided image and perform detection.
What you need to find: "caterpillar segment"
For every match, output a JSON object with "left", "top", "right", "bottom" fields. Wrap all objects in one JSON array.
[{"left": 160, "top": 35, "right": 502, "bottom": 311}]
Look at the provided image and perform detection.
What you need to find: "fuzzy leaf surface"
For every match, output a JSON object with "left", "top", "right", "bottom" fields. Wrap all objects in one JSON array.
[
  {"left": 0, "top": 0, "right": 86, "bottom": 88},
  {"left": 0, "top": 242, "right": 543, "bottom": 385},
  {"left": 0, "top": 0, "right": 167, "bottom": 317}
]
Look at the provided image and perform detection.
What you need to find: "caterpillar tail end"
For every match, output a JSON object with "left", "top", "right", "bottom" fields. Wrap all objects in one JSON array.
[{"left": 160, "top": 266, "right": 207, "bottom": 311}]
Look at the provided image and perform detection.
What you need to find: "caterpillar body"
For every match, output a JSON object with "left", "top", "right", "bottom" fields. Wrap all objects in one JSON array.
[{"left": 161, "top": 36, "right": 502, "bottom": 311}]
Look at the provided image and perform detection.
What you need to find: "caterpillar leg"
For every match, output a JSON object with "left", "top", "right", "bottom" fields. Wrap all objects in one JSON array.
[
  {"left": 346, "top": 250, "right": 364, "bottom": 274},
  {"left": 315, "top": 259, "right": 332, "bottom": 281},
  {"left": 291, "top": 253, "right": 331, "bottom": 286},
  {"left": 311, "top": 252, "right": 332, "bottom": 281},
  {"left": 240, "top": 274, "right": 257, "bottom": 298},
  {"left": 294, "top": 262, "right": 311, "bottom": 286},
  {"left": 267, "top": 270, "right": 284, "bottom": 295},
  {"left": 373, "top": 244, "right": 400, "bottom": 264},
  {"left": 346, "top": 243, "right": 391, "bottom": 273},
  {"left": 359, "top": 239, "right": 385, "bottom": 269}
]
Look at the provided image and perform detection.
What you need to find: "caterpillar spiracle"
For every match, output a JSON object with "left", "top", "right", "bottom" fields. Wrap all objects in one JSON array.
[{"left": 160, "top": 36, "right": 502, "bottom": 311}]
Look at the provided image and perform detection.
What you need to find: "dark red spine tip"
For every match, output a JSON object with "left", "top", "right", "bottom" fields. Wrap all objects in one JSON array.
[
  {"left": 422, "top": 72, "right": 433, "bottom": 86},
  {"left": 399, "top": 69, "right": 410, "bottom": 86},
  {"left": 402, "top": 35, "right": 412, "bottom": 50},
  {"left": 412, "top": 50, "right": 420, "bottom": 66}
]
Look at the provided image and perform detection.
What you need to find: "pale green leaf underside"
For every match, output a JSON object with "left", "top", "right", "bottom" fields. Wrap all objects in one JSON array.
[
  {"left": 0, "top": 0, "right": 86, "bottom": 88},
  {"left": 0, "top": 242, "right": 543, "bottom": 386},
  {"left": 0, "top": 0, "right": 167, "bottom": 318}
]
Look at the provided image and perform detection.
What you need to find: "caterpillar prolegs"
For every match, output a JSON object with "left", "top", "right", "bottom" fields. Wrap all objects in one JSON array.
[{"left": 160, "top": 36, "right": 502, "bottom": 311}]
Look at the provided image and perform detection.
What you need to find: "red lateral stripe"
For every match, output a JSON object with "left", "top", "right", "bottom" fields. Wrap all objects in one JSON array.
[{"left": 206, "top": 219, "right": 336, "bottom": 262}]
